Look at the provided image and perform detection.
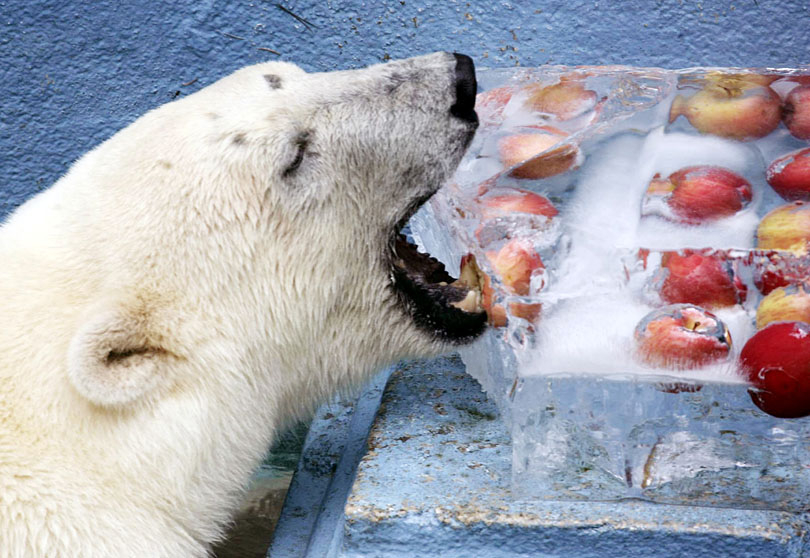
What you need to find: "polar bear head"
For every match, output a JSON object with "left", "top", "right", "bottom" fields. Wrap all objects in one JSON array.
[
  {"left": 0, "top": 51, "right": 489, "bottom": 555},
  {"left": 25, "top": 52, "right": 487, "bottom": 413}
]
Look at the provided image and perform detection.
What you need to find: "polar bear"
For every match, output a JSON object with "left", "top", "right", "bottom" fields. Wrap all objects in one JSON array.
[{"left": 0, "top": 52, "right": 485, "bottom": 557}]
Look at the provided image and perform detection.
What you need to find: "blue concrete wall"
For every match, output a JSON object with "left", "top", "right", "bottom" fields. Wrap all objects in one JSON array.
[{"left": 2, "top": 1, "right": 809, "bottom": 218}]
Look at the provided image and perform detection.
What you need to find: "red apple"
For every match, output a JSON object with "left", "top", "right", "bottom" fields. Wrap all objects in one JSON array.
[
  {"left": 784, "top": 84, "right": 810, "bottom": 140},
  {"left": 740, "top": 321, "right": 810, "bottom": 418},
  {"left": 642, "top": 166, "right": 752, "bottom": 224},
  {"left": 507, "top": 300, "right": 542, "bottom": 324},
  {"left": 477, "top": 188, "right": 558, "bottom": 220},
  {"left": 756, "top": 201, "right": 810, "bottom": 254},
  {"left": 475, "top": 175, "right": 500, "bottom": 197},
  {"left": 475, "top": 189, "right": 559, "bottom": 246},
  {"left": 634, "top": 304, "right": 732, "bottom": 369},
  {"left": 756, "top": 283, "right": 810, "bottom": 329},
  {"left": 752, "top": 250, "right": 810, "bottom": 295},
  {"left": 486, "top": 238, "right": 544, "bottom": 296},
  {"left": 498, "top": 127, "right": 580, "bottom": 179},
  {"left": 524, "top": 79, "right": 599, "bottom": 121},
  {"left": 669, "top": 78, "right": 782, "bottom": 140},
  {"left": 752, "top": 251, "right": 790, "bottom": 295},
  {"left": 767, "top": 148, "right": 810, "bottom": 201},
  {"left": 704, "top": 72, "right": 780, "bottom": 87},
  {"left": 476, "top": 85, "right": 517, "bottom": 126},
  {"left": 487, "top": 239, "right": 545, "bottom": 327},
  {"left": 658, "top": 251, "right": 746, "bottom": 309}
]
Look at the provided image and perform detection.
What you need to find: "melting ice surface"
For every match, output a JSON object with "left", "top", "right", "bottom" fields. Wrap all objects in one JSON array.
[{"left": 410, "top": 65, "right": 810, "bottom": 510}]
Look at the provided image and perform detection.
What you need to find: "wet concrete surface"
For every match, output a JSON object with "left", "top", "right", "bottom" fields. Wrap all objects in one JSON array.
[
  {"left": 213, "top": 473, "right": 293, "bottom": 558},
  {"left": 213, "top": 423, "right": 310, "bottom": 558}
]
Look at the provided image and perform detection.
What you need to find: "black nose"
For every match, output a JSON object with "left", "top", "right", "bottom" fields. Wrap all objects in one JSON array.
[{"left": 450, "top": 53, "right": 478, "bottom": 124}]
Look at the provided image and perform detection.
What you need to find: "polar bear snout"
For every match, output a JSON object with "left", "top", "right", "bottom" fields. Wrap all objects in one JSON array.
[{"left": 450, "top": 53, "right": 478, "bottom": 124}]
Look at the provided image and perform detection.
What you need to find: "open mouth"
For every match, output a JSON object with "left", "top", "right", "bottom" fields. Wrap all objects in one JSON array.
[
  {"left": 388, "top": 206, "right": 487, "bottom": 344},
  {"left": 385, "top": 53, "right": 485, "bottom": 343}
]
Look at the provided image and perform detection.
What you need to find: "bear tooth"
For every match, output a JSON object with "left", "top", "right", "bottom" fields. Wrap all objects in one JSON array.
[
  {"left": 450, "top": 288, "right": 482, "bottom": 313},
  {"left": 453, "top": 253, "right": 483, "bottom": 290}
]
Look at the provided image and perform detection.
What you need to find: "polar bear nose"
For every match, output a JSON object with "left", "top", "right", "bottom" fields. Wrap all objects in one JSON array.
[{"left": 450, "top": 53, "right": 478, "bottom": 124}]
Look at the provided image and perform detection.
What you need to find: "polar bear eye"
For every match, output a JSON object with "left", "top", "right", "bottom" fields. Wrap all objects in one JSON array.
[{"left": 284, "top": 131, "right": 310, "bottom": 177}]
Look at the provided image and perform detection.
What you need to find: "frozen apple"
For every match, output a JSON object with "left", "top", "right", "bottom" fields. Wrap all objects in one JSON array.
[
  {"left": 752, "top": 251, "right": 789, "bottom": 295},
  {"left": 698, "top": 72, "right": 780, "bottom": 87},
  {"left": 507, "top": 300, "right": 542, "bottom": 324},
  {"left": 476, "top": 85, "right": 517, "bottom": 126},
  {"left": 477, "top": 188, "right": 559, "bottom": 220},
  {"left": 657, "top": 251, "right": 746, "bottom": 309},
  {"left": 756, "top": 284, "right": 810, "bottom": 329},
  {"left": 669, "top": 77, "right": 781, "bottom": 140},
  {"left": 766, "top": 148, "right": 810, "bottom": 201},
  {"left": 752, "top": 250, "right": 810, "bottom": 295},
  {"left": 740, "top": 321, "right": 810, "bottom": 418},
  {"left": 642, "top": 166, "right": 752, "bottom": 224},
  {"left": 784, "top": 84, "right": 810, "bottom": 140},
  {"left": 524, "top": 79, "right": 599, "bottom": 121},
  {"left": 756, "top": 201, "right": 810, "bottom": 254},
  {"left": 486, "top": 238, "right": 544, "bottom": 296},
  {"left": 475, "top": 188, "right": 559, "bottom": 246},
  {"left": 487, "top": 239, "right": 545, "bottom": 327},
  {"left": 498, "top": 127, "right": 580, "bottom": 179},
  {"left": 634, "top": 304, "right": 732, "bottom": 369}
]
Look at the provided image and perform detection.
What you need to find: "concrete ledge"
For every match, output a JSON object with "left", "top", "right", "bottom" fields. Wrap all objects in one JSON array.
[
  {"left": 268, "top": 368, "right": 392, "bottom": 558},
  {"left": 343, "top": 355, "right": 809, "bottom": 558}
]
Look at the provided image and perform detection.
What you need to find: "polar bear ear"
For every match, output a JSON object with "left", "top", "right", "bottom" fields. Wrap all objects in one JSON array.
[{"left": 68, "top": 308, "right": 173, "bottom": 408}]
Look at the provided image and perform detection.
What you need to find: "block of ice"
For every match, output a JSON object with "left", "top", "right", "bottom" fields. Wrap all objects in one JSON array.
[{"left": 409, "top": 65, "right": 810, "bottom": 511}]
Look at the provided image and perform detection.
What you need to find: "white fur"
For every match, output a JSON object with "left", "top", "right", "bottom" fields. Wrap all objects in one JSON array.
[{"left": 0, "top": 53, "right": 473, "bottom": 557}]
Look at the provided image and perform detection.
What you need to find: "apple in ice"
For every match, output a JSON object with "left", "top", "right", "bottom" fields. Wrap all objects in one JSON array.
[
  {"left": 669, "top": 77, "right": 782, "bottom": 140},
  {"left": 498, "top": 127, "right": 580, "bottom": 179},
  {"left": 506, "top": 300, "right": 542, "bottom": 325},
  {"left": 658, "top": 251, "right": 746, "bottom": 309},
  {"left": 477, "top": 188, "right": 559, "bottom": 220},
  {"left": 486, "top": 238, "right": 545, "bottom": 326},
  {"left": 476, "top": 85, "right": 517, "bottom": 126},
  {"left": 740, "top": 321, "right": 810, "bottom": 418},
  {"left": 634, "top": 304, "right": 732, "bottom": 369},
  {"left": 718, "top": 73, "right": 780, "bottom": 86},
  {"left": 475, "top": 188, "right": 559, "bottom": 246},
  {"left": 752, "top": 250, "right": 810, "bottom": 295},
  {"left": 524, "top": 79, "right": 599, "bottom": 121},
  {"left": 643, "top": 166, "right": 752, "bottom": 224},
  {"left": 755, "top": 283, "right": 810, "bottom": 329},
  {"left": 756, "top": 201, "right": 810, "bottom": 254},
  {"left": 486, "top": 238, "right": 544, "bottom": 297},
  {"left": 766, "top": 148, "right": 810, "bottom": 201},
  {"left": 784, "top": 84, "right": 810, "bottom": 140}
]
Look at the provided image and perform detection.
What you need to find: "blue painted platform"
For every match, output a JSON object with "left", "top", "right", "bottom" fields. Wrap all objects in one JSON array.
[{"left": 271, "top": 355, "right": 809, "bottom": 557}]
